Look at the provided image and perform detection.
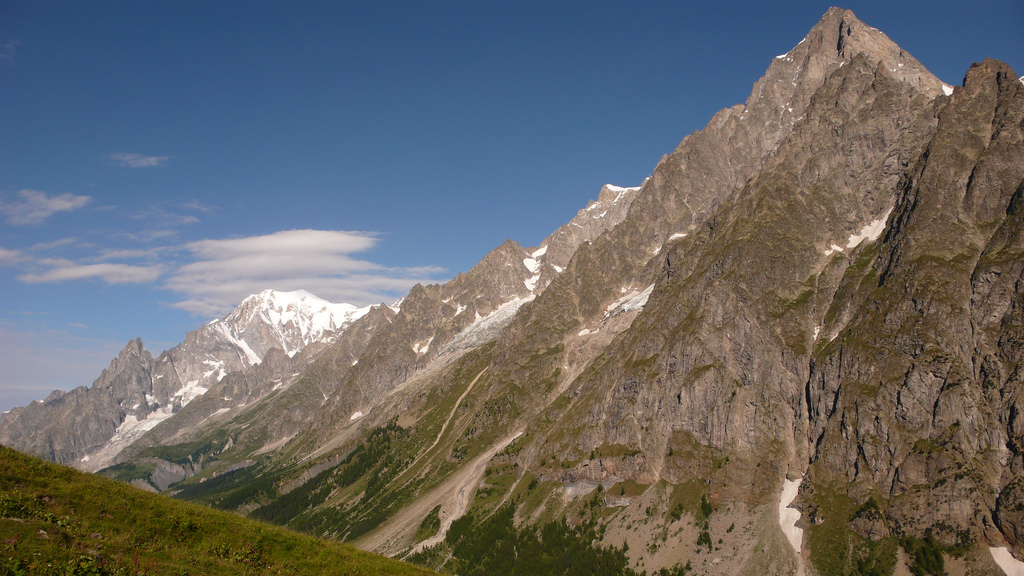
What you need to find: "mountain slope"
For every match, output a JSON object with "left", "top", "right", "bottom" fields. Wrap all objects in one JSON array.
[
  {"left": 7, "top": 7, "right": 1024, "bottom": 576},
  {"left": 0, "top": 445, "right": 436, "bottom": 576}
]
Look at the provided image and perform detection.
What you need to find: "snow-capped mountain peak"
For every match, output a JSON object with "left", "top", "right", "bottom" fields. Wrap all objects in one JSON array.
[{"left": 223, "top": 289, "right": 371, "bottom": 353}]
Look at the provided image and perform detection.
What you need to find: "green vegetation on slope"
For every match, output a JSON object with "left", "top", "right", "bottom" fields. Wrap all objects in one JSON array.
[
  {"left": 408, "top": 504, "right": 645, "bottom": 576},
  {"left": 0, "top": 446, "right": 436, "bottom": 576}
]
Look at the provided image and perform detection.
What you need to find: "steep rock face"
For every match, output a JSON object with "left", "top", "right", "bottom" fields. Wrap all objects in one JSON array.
[
  {"left": 529, "top": 32, "right": 946, "bottom": 498},
  {"left": 483, "top": 8, "right": 940, "bottom": 410},
  {"left": 807, "top": 58, "right": 1024, "bottom": 544}
]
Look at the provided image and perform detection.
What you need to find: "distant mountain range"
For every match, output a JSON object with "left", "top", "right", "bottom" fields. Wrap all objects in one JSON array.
[{"left": 3, "top": 7, "right": 1024, "bottom": 576}]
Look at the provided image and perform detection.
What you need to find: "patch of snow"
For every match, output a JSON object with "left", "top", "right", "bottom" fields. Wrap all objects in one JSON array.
[
  {"left": 454, "top": 303, "right": 466, "bottom": 316},
  {"left": 991, "top": 547, "right": 1024, "bottom": 576},
  {"left": 350, "top": 411, "right": 364, "bottom": 422},
  {"left": 80, "top": 407, "right": 177, "bottom": 471},
  {"left": 412, "top": 336, "right": 434, "bottom": 355},
  {"left": 351, "top": 359, "right": 358, "bottom": 366},
  {"left": 440, "top": 296, "right": 535, "bottom": 355},
  {"left": 595, "top": 211, "right": 607, "bottom": 218},
  {"left": 524, "top": 274, "right": 541, "bottom": 292},
  {"left": 779, "top": 476, "right": 804, "bottom": 555},
  {"left": 942, "top": 84, "right": 954, "bottom": 96},
  {"left": 145, "top": 394, "right": 158, "bottom": 405},
  {"left": 653, "top": 246, "right": 661, "bottom": 255},
  {"left": 668, "top": 233, "right": 688, "bottom": 240},
  {"left": 605, "top": 284, "right": 655, "bottom": 318},
  {"left": 603, "top": 184, "right": 640, "bottom": 195},
  {"left": 173, "top": 380, "right": 209, "bottom": 406},
  {"left": 552, "top": 264, "right": 563, "bottom": 273},
  {"left": 203, "top": 359, "right": 227, "bottom": 380},
  {"left": 531, "top": 245, "right": 548, "bottom": 258},
  {"left": 823, "top": 243, "right": 845, "bottom": 256},
  {"left": 846, "top": 207, "right": 893, "bottom": 250},
  {"left": 523, "top": 257, "right": 540, "bottom": 274},
  {"left": 813, "top": 326, "right": 821, "bottom": 341},
  {"left": 578, "top": 328, "right": 591, "bottom": 337},
  {"left": 213, "top": 407, "right": 231, "bottom": 417}
]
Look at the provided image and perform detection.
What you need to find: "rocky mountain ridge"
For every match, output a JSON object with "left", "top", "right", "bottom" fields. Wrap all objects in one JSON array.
[{"left": 4, "top": 7, "right": 1024, "bottom": 576}]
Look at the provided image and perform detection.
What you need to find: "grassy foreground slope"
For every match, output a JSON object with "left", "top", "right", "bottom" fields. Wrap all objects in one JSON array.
[{"left": 0, "top": 446, "right": 436, "bottom": 576}]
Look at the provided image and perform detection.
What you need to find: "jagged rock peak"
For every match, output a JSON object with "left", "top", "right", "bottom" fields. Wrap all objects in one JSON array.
[
  {"left": 800, "top": 7, "right": 944, "bottom": 95},
  {"left": 97, "top": 338, "right": 153, "bottom": 387}
]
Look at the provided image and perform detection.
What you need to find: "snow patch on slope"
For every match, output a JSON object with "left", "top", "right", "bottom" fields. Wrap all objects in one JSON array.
[
  {"left": 779, "top": 476, "right": 804, "bottom": 555},
  {"left": 440, "top": 296, "right": 535, "bottom": 355},
  {"left": 822, "top": 207, "right": 893, "bottom": 256},
  {"left": 412, "top": 337, "right": 434, "bottom": 355},
  {"left": 174, "top": 380, "right": 209, "bottom": 406},
  {"left": 79, "top": 409, "right": 177, "bottom": 472},
  {"left": 605, "top": 285, "right": 655, "bottom": 318},
  {"left": 846, "top": 207, "right": 893, "bottom": 249},
  {"left": 991, "top": 547, "right": 1024, "bottom": 576}
]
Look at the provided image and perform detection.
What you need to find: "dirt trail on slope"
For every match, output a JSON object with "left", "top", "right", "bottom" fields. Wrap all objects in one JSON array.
[
  {"left": 356, "top": 429, "right": 522, "bottom": 557},
  {"left": 425, "top": 367, "right": 487, "bottom": 453},
  {"left": 381, "top": 367, "right": 489, "bottom": 495}
]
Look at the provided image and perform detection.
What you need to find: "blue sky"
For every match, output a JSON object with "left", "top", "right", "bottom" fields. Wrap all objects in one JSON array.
[{"left": 1, "top": 1, "right": 1021, "bottom": 413}]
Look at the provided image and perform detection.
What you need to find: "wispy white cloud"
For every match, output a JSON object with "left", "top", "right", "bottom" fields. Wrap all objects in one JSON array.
[
  {"left": 97, "top": 247, "right": 166, "bottom": 261},
  {"left": 18, "top": 261, "right": 163, "bottom": 284},
  {"left": 181, "top": 200, "right": 216, "bottom": 213},
  {"left": 29, "top": 238, "right": 81, "bottom": 251},
  {"left": 107, "top": 152, "right": 172, "bottom": 168},
  {"left": 124, "top": 229, "right": 179, "bottom": 243},
  {"left": 0, "top": 189, "right": 92, "bottom": 225},
  {"left": 164, "top": 229, "right": 445, "bottom": 316},
  {"left": 6, "top": 227, "right": 444, "bottom": 316},
  {"left": 0, "top": 247, "right": 22, "bottom": 265},
  {"left": 130, "top": 207, "right": 200, "bottom": 226}
]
